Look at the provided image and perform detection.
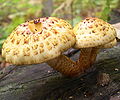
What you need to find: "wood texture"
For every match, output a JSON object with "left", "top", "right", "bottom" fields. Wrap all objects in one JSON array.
[{"left": 0, "top": 43, "right": 120, "bottom": 100}]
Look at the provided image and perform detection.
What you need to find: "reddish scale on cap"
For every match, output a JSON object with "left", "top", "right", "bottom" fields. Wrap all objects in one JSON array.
[
  {"left": 38, "top": 31, "right": 42, "bottom": 34},
  {"left": 53, "top": 19, "right": 59, "bottom": 23},
  {"left": 95, "top": 24, "right": 98, "bottom": 27},
  {"left": 48, "top": 24, "right": 52, "bottom": 27},
  {"left": 92, "top": 30, "right": 95, "bottom": 33},
  {"left": 24, "top": 38, "right": 29, "bottom": 44},
  {"left": 52, "top": 21, "right": 54, "bottom": 24},
  {"left": 102, "top": 26, "right": 106, "bottom": 31},
  {"left": 26, "top": 31, "right": 31, "bottom": 35},
  {"left": 43, "top": 27, "right": 47, "bottom": 30},
  {"left": 88, "top": 25, "right": 93, "bottom": 28},
  {"left": 11, "top": 38, "right": 15, "bottom": 43},
  {"left": 16, "top": 39, "right": 21, "bottom": 45},
  {"left": 33, "top": 36, "right": 39, "bottom": 42},
  {"left": 21, "top": 23, "right": 28, "bottom": 27}
]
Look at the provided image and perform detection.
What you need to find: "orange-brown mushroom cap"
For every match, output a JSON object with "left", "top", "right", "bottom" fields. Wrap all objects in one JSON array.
[{"left": 2, "top": 17, "right": 75, "bottom": 65}]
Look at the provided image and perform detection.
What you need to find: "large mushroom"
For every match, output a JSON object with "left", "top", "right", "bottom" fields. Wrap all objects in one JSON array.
[{"left": 2, "top": 17, "right": 76, "bottom": 65}]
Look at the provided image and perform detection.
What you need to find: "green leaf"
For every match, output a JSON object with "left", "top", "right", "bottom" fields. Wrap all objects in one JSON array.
[{"left": 100, "top": 0, "right": 111, "bottom": 22}]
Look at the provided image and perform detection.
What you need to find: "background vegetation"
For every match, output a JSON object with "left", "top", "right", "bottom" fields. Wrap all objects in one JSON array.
[{"left": 0, "top": 0, "right": 120, "bottom": 65}]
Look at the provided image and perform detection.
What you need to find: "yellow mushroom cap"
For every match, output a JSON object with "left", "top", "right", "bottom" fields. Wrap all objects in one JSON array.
[
  {"left": 73, "top": 17, "right": 116, "bottom": 48},
  {"left": 2, "top": 17, "right": 75, "bottom": 65}
]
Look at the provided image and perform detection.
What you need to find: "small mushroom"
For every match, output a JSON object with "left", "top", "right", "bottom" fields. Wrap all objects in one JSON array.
[{"left": 73, "top": 17, "right": 117, "bottom": 69}]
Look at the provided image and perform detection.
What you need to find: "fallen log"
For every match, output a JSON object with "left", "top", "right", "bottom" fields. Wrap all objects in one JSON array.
[{"left": 0, "top": 41, "right": 120, "bottom": 100}]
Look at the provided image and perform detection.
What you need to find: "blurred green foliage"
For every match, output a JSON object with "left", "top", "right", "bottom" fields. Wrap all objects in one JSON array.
[
  {"left": 0, "top": 0, "right": 119, "bottom": 48},
  {"left": 100, "top": 0, "right": 111, "bottom": 21},
  {"left": 72, "top": 0, "right": 119, "bottom": 26},
  {"left": 0, "top": 0, "right": 42, "bottom": 48}
]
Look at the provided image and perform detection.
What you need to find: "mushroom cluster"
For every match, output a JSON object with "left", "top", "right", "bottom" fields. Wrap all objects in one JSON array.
[{"left": 2, "top": 17, "right": 117, "bottom": 77}]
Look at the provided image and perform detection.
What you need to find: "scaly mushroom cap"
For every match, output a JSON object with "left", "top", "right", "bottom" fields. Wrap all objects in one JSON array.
[
  {"left": 2, "top": 17, "right": 75, "bottom": 65},
  {"left": 73, "top": 17, "right": 116, "bottom": 48}
]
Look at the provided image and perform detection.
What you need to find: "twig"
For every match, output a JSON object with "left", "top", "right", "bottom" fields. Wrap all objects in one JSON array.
[{"left": 52, "top": 0, "right": 74, "bottom": 15}]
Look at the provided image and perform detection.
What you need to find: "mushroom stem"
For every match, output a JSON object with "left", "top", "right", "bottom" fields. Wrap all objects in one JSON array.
[
  {"left": 47, "top": 48, "right": 93, "bottom": 77},
  {"left": 47, "top": 55, "right": 76, "bottom": 76},
  {"left": 76, "top": 48, "right": 92, "bottom": 70},
  {"left": 89, "top": 47, "right": 99, "bottom": 66}
]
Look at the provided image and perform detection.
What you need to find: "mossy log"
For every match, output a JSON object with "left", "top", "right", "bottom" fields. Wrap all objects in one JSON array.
[{"left": 0, "top": 42, "right": 120, "bottom": 100}]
